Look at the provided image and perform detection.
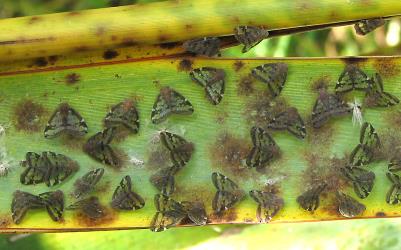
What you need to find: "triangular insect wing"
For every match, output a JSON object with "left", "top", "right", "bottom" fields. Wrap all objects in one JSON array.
[
  {"left": 212, "top": 190, "right": 239, "bottom": 214},
  {"left": 104, "top": 101, "right": 140, "bottom": 133},
  {"left": 44, "top": 104, "right": 87, "bottom": 138},
  {"left": 251, "top": 63, "right": 287, "bottom": 97},
  {"left": 234, "top": 26, "right": 270, "bottom": 53},
  {"left": 211, "top": 172, "right": 239, "bottom": 192},
  {"left": 336, "top": 192, "right": 365, "bottom": 218}
]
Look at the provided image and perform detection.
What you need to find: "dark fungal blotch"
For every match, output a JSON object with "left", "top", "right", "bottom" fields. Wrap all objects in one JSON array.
[
  {"left": 65, "top": 73, "right": 80, "bottom": 85},
  {"left": 311, "top": 76, "right": 330, "bottom": 92},
  {"left": 160, "top": 41, "right": 180, "bottom": 49},
  {"left": 237, "top": 75, "right": 255, "bottom": 96},
  {"left": 103, "top": 49, "right": 119, "bottom": 60},
  {"left": 177, "top": 59, "right": 193, "bottom": 71},
  {"left": 13, "top": 99, "right": 46, "bottom": 132},
  {"left": 33, "top": 57, "right": 48, "bottom": 67},
  {"left": 373, "top": 58, "right": 401, "bottom": 79}
]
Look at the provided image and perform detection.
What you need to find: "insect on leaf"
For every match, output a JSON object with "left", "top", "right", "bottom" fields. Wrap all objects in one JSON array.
[
  {"left": 335, "top": 65, "right": 371, "bottom": 93},
  {"left": 104, "top": 100, "right": 140, "bottom": 133},
  {"left": 246, "top": 127, "right": 279, "bottom": 169},
  {"left": 366, "top": 73, "right": 399, "bottom": 107},
  {"left": 234, "top": 26, "right": 270, "bottom": 53},
  {"left": 311, "top": 91, "right": 351, "bottom": 128},
  {"left": 354, "top": 18, "right": 386, "bottom": 36},
  {"left": 39, "top": 190, "right": 64, "bottom": 222},
  {"left": 151, "top": 194, "right": 187, "bottom": 232},
  {"left": 336, "top": 191, "right": 366, "bottom": 218},
  {"left": 211, "top": 172, "right": 244, "bottom": 214},
  {"left": 181, "top": 201, "right": 208, "bottom": 226},
  {"left": 341, "top": 166, "right": 375, "bottom": 199},
  {"left": 149, "top": 167, "right": 177, "bottom": 196},
  {"left": 83, "top": 128, "right": 120, "bottom": 167},
  {"left": 111, "top": 175, "right": 145, "bottom": 211},
  {"left": 160, "top": 131, "right": 194, "bottom": 168},
  {"left": 388, "top": 156, "right": 401, "bottom": 173},
  {"left": 182, "top": 37, "right": 221, "bottom": 57},
  {"left": 151, "top": 87, "right": 194, "bottom": 124},
  {"left": 11, "top": 190, "right": 46, "bottom": 224},
  {"left": 349, "top": 122, "right": 380, "bottom": 166},
  {"left": 67, "top": 196, "right": 106, "bottom": 219},
  {"left": 386, "top": 172, "right": 401, "bottom": 205},
  {"left": 73, "top": 168, "right": 105, "bottom": 198},
  {"left": 249, "top": 190, "right": 284, "bottom": 223},
  {"left": 189, "top": 67, "right": 226, "bottom": 105},
  {"left": 296, "top": 183, "right": 327, "bottom": 212},
  {"left": 251, "top": 63, "right": 288, "bottom": 97},
  {"left": 44, "top": 102, "right": 88, "bottom": 138},
  {"left": 267, "top": 107, "right": 306, "bottom": 139}
]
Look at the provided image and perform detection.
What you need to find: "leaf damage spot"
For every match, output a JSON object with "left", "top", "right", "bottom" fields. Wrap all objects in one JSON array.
[
  {"left": 13, "top": 99, "right": 46, "bottom": 132},
  {"left": 103, "top": 50, "right": 119, "bottom": 60}
]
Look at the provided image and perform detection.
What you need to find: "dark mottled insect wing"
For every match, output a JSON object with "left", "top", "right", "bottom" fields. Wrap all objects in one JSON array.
[
  {"left": 212, "top": 191, "right": 239, "bottom": 214},
  {"left": 11, "top": 191, "right": 46, "bottom": 224},
  {"left": 386, "top": 172, "right": 401, "bottom": 185},
  {"left": 151, "top": 87, "right": 194, "bottom": 124},
  {"left": 84, "top": 128, "right": 120, "bottom": 167},
  {"left": 296, "top": 183, "right": 327, "bottom": 212},
  {"left": 154, "top": 194, "right": 185, "bottom": 213},
  {"left": 149, "top": 167, "right": 176, "bottom": 196},
  {"left": 111, "top": 175, "right": 145, "bottom": 210},
  {"left": 189, "top": 67, "right": 225, "bottom": 105},
  {"left": 39, "top": 190, "right": 64, "bottom": 222},
  {"left": 104, "top": 101, "right": 140, "bottom": 133},
  {"left": 251, "top": 63, "right": 288, "bottom": 97},
  {"left": 43, "top": 152, "right": 79, "bottom": 186},
  {"left": 386, "top": 184, "right": 401, "bottom": 205},
  {"left": 388, "top": 157, "right": 401, "bottom": 173},
  {"left": 311, "top": 93, "right": 351, "bottom": 128},
  {"left": 160, "top": 131, "right": 193, "bottom": 167},
  {"left": 150, "top": 211, "right": 186, "bottom": 232},
  {"left": 183, "top": 37, "right": 221, "bottom": 57},
  {"left": 181, "top": 201, "right": 208, "bottom": 226},
  {"left": 249, "top": 190, "right": 284, "bottom": 223},
  {"left": 73, "top": 168, "right": 104, "bottom": 198},
  {"left": 359, "top": 122, "right": 380, "bottom": 148},
  {"left": 341, "top": 167, "right": 375, "bottom": 199},
  {"left": 44, "top": 103, "right": 88, "bottom": 138},
  {"left": 336, "top": 192, "right": 365, "bottom": 218},
  {"left": 335, "top": 65, "right": 370, "bottom": 93},
  {"left": 67, "top": 197, "right": 105, "bottom": 219},
  {"left": 246, "top": 127, "right": 278, "bottom": 169},
  {"left": 349, "top": 144, "right": 373, "bottom": 167},
  {"left": 267, "top": 108, "right": 306, "bottom": 139},
  {"left": 20, "top": 152, "right": 48, "bottom": 185},
  {"left": 355, "top": 18, "right": 386, "bottom": 36},
  {"left": 234, "top": 26, "right": 270, "bottom": 53},
  {"left": 211, "top": 172, "right": 239, "bottom": 192}
]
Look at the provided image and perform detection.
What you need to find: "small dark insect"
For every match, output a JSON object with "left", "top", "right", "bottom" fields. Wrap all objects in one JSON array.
[
  {"left": 349, "top": 122, "right": 380, "bottom": 167},
  {"left": 111, "top": 175, "right": 145, "bottom": 210},
  {"left": 386, "top": 172, "right": 401, "bottom": 205},
  {"left": 366, "top": 73, "right": 399, "bottom": 107},
  {"left": 311, "top": 90, "right": 351, "bottom": 128},
  {"left": 341, "top": 166, "right": 375, "bottom": 199},
  {"left": 336, "top": 191, "right": 366, "bottom": 218},
  {"left": 151, "top": 87, "right": 194, "bottom": 124},
  {"left": 181, "top": 201, "right": 208, "bottom": 226},
  {"left": 150, "top": 194, "right": 187, "bottom": 232},
  {"left": 149, "top": 167, "right": 177, "bottom": 196},
  {"left": 388, "top": 155, "right": 401, "bottom": 173},
  {"left": 44, "top": 102, "right": 88, "bottom": 138},
  {"left": 189, "top": 67, "right": 226, "bottom": 105},
  {"left": 246, "top": 126, "right": 280, "bottom": 170},
  {"left": 83, "top": 128, "right": 120, "bottom": 167},
  {"left": 249, "top": 190, "right": 284, "bottom": 223},
  {"left": 296, "top": 183, "right": 327, "bottom": 212},
  {"left": 267, "top": 107, "right": 306, "bottom": 139},
  {"left": 211, "top": 172, "right": 244, "bottom": 214},
  {"left": 251, "top": 63, "right": 288, "bottom": 97},
  {"left": 335, "top": 65, "right": 371, "bottom": 94},
  {"left": 73, "top": 168, "right": 105, "bottom": 198},
  {"left": 67, "top": 196, "right": 105, "bottom": 219},
  {"left": 20, "top": 151, "right": 79, "bottom": 187},
  {"left": 11, "top": 190, "right": 64, "bottom": 224},
  {"left": 182, "top": 37, "right": 221, "bottom": 57},
  {"left": 354, "top": 18, "right": 386, "bottom": 36},
  {"left": 160, "top": 131, "right": 194, "bottom": 168},
  {"left": 234, "top": 26, "right": 270, "bottom": 53},
  {"left": 104, "top": 100, "right": 139, "bottom": 133}
]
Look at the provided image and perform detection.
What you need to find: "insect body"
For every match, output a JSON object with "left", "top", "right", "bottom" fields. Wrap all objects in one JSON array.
[
  {"left": 267, "top": 107, "right": 306, "bottom": 139},
  {"left": 84, "top": 128, "right": 120, "bottom": 167},
  {"left": 336, "top": 191, "right": 365, "bottom": 218},
  {"left": 251, "top": 63, "right": 288, "bottom": 97},
  {"left": 104, "top": 100, "right": 139, "bottom": 133},
  {"left": 67, "top": 196, "right": 105, "bottom": 219},
  {"left": 189, "top": 67, "right": 225, "bottom": 105},
  {"left": 349, "top": 122, "right": 380, "bottom": 167},
  {"left": 311, "top": 91, "right": 351, "bottom": 128},
  {"left": 354, "top": 18, "right": 386, "bottom": 36},
  {"left": 73, "top": 168, "right": 105, "bottom": 198},
  {"left": 183, "top": 37, "right": 221, "bottom": 57},
  {"left": 249, "top": 190, "right": 284, "bottom": 223},
  {"left": 150, "top": 194, "right": 187, "bottom": 232},
  {"left": 341, "top": 166, "right": 375, "bottom": 199},
  {"left": 234, "top": 26, "right": 270, "bottom": 53},
  {"left": 386, "top": 172, "right": 401, "bottom": 205},
  {"left": 111, "top": 175, "right": 145, "bottom": 210},
  {"left": 246, "top": 127, "right": 280, "bottom": 169},
  {"left": 335, "top": 65, "right": 371, "bottom": 94},
  {"left": 296, "top": 183, "right": 327, "bottom": 212},
  {"left": 365, "top": 73, "right": 399, "bottom": 107},
  {"left": 211, "top": 172, "right": 244, "bottom": 213},
  {"left": 160, "top": 131, "right": 194, "bottom": 168}
]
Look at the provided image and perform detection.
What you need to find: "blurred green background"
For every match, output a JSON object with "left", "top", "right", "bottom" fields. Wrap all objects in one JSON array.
[{"left": 1, "top": 1, "right": 401, "bottom": 250}]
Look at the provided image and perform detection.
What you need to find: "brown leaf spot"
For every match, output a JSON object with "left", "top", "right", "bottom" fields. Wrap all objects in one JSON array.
[
  {"left": 65, "top": 73, "right": 80, "bottom": 85},
  {"left": 209, "top": 208, "right": 238, "bottom": 223},
  {"left": 28, "top": 16, "right": 42, "bottom": 25},
  {"left": 33, "top": 57, "right": 48, "bottom": 67},
  {"left": 233, "top": 61, "right": 244, "bottom": 72},
  {"left": 120, "top": 38, "right": 137, "bottom": 46},
  {"left": 75, "top": 207, "right": 117, "bottom": 227},
  {"left": 0, "top": 215, "right": 11, "bottom": 228},
  {"left": 177, "top": 59, "right": 193, "bottom": 72},
  {"left": 373, "top": 58, "right": 401, "bottom": 79},
  {"left": 340, "top": 57, "right": 369, "bottom": 66},
  {"left": 48, "top": 55, "right": 58, "bottom": 65},
  {"left": 237, "top": 75, "right": 255, "bottom": 96},
  {"left": 13, "top": 99, "right": 46, "bottom": 132},
  {"left": 311, "top": 76, "right": 331, "bottom": 92},
  {"left": 160, "top": 41, "right": 180, "bottom": 49},
  {"left": 103, "top": 50, "right": 119, "bottom": 60}
]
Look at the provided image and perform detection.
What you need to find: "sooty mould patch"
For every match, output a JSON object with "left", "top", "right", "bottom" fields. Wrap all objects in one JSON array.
[
  {"left": 13, "top": 99, "right": 46, "bottom": 132},
  {"left": 177, "top": 59, "right": 193, "bottom": 72},
  {"left": 233, "top": 61, "right": 245, "bottom": 72},
  {"left": 373, "top": 58, "right": 401, "bottom": 79},
  {"left": 103, "top": 49, "right": 119, "bottom": 60},
  {"left": 311, "top": 76, "right": 330, "bottom": 92},
  {"left": 160, "top": 41, "right": 180, "bottom": 49},
  {"left": 209, "top": 207, "right": 238, "bottom": 223},
  {"left": 147, "top": 142, "right": 171, "bottom": 170},
  {"left": 374, "top": 127, "right": 401, "bottom": 161},
  {"left": 237, "top": 75, "right": 255, "bottom": 96},
  {"left": 75, "top": 207, "right": 116, "bottom": 227}
]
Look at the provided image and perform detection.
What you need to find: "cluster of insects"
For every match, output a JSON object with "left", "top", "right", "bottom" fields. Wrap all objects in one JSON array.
[{"left": 6, "top": 17, "right": 398, "bottom": 230}]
